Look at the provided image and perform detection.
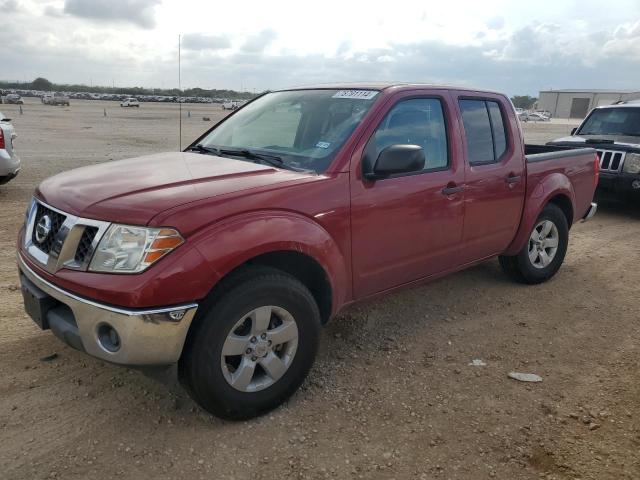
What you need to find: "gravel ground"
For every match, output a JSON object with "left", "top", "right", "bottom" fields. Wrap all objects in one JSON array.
[{"left": 0, "top": 99, "right": 638, "bottom": 480}]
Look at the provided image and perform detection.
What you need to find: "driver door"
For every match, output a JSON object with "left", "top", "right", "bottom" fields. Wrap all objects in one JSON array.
[{"left": 350, "top": 91, "right": 465, "bottom": 298}]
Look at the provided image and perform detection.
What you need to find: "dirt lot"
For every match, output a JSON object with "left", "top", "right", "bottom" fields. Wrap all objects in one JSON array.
[{"left": 1, "top": 99, "right": 638, "bottom": 480}]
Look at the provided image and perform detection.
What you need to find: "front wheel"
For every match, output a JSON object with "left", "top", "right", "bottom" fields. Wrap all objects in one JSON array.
[
  {"left": 179, "top": 267, "right": 321, "bottom": 420},
  {"left": 499, "top": 203, "right": 569, "bottom": 284}
]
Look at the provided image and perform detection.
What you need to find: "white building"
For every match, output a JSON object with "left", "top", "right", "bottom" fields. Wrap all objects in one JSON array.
[{"left": 537, "top": 89, "right": 640, "bottom": 119}]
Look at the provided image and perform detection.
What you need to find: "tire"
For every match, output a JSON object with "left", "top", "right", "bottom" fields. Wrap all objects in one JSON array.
[
  {"left": 499, "top": 203, "right": 569, "bottom": 284},
  {"left": 179, "top": 267, "right": 321, "bottom": 420}
]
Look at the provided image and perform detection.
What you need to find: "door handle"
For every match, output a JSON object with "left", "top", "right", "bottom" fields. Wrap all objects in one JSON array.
[
  {"left": 442, "top": 185, "right": 464, "bottom": 195},
  {"left": 506, "top": 175, "right": 522, "bottom": 184}
]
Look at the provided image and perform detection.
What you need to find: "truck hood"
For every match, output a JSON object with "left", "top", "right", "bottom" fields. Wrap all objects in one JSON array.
[
  {"left": 550, "top": 135, "right": 640, "bottom": 149},
  {"left": 37, "top": 152, "right": 314, "bottom": 225}
]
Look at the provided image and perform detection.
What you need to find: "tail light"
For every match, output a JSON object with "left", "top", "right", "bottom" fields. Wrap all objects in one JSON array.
[
  {"left": 594, "top": 153, "right": 600, "bottom": 188},
  {"left": 0, "top": 128, "right": 5, "bottom": 150}
]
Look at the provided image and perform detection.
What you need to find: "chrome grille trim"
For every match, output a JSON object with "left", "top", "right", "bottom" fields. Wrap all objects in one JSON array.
[
  {"left": 24, "top": 198, "right": 111, "bottom": 274},
  {"left": 596, "top": 149, "right": 626, "bottom": 173}
]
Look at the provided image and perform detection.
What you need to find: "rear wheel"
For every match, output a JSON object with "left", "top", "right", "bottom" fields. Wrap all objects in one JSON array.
[
  {"left": 499, "top": 203, "right": 569, "bottom": 284},
  {"left": 179, "top": 267, "right": 321, "bottom": 420}
]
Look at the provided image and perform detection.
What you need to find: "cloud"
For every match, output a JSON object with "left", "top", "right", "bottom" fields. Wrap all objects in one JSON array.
[
  {"left": 1, "top": 0, "right": 19, "bottom": 12},
  {"left": 181, "top": 33, "right": 231, "bottom": 51},
  {"left": 2, "top": 5, "right": 640, "bottom": 96},
  {"left": 63, "top": 0, "right": 161, "bottom": 29},
  {"left": 240, "top": 29, "right": 277, "bottom": 53},
  {"left": 485, "top": 16, "right": 505, "bottom": 30},
  {"left": 44, "top": 5, "right": 64, "bottom": 17}
]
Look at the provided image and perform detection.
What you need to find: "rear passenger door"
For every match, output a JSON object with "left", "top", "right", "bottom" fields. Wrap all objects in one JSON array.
[{"left": 453, "top": 94, "right": 525, "bottom": 264}]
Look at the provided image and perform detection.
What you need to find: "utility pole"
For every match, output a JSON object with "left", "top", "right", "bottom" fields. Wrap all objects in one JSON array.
[{"left": 178, "top": 34, "right": 182, "bottom": 152}]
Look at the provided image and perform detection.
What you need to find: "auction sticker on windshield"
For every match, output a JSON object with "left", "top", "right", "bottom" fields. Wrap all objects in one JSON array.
[{"left": 332, "top": 90, "right": 378, "bottom": 100}]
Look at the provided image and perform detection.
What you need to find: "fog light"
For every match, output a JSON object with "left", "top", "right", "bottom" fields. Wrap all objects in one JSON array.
[
  {"left": 632, "top": 180, "right": 640, "bottom": 190},
  {"left": 97, "top": 324, "right": 121, "bottom": 352}
]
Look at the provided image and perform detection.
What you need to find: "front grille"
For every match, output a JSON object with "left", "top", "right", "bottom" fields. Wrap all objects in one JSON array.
[
  {"left": 25, "top": 199, "right": 109, "bottom": 273},
  {"left": 74, "top": 227, "right": 98, "bottom": 264},
  {"left": 596, "top": 150, "right": 626, "bottom": 173},
  {"left": 31, "top": 203, "right": 66, "bottom": 254}
]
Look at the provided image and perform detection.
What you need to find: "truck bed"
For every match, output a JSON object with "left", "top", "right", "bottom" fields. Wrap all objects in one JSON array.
[
  {"left": 525, "top": 144, "right": 595, "bottom": 162},
  {"left": 524, "top": 144, "right": 597, "bottom": 221}
]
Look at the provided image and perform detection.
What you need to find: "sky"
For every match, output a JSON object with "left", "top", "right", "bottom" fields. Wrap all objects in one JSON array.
[{"left": 1, "top": 0, "right": 640, "bottom": 95}]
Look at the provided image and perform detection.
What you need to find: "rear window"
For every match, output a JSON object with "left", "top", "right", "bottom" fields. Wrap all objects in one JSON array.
[{"left": 459, "top": 99, "right": 509, "bottom": 165}]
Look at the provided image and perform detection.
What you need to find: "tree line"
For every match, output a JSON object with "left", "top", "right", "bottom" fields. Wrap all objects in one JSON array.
[{"left": 0, "top": 77, "right": 257, "bottom": 100}]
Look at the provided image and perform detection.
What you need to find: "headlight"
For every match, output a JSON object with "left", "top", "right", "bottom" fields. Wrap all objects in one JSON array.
[
  {"left": 89, "top": 224, "right": 183, "bottom": 273},
  {"left": 623, "top": 153, "right": 640, "bottom": 174}
]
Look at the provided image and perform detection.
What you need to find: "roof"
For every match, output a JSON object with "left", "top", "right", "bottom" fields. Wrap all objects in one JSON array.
[
  {"left": 540, "top": 89, "right": 640, "bottom": 94},
  {"left": 595, "top": 101, "right": 640, "bottom": 109},
  {"left": 279, "top": 82, "right": 501, "bottom": 94}
]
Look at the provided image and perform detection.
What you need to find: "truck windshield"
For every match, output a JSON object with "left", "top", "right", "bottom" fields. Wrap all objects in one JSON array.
[
  {"left": 197, "top": 89, "right": 380, "bottom": 173},
  {"left": 578, "top": 107, "right": 640, "bottom": 137}
]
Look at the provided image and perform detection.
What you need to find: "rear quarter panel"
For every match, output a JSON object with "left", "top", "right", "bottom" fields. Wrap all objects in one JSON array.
[{"left": 503, "top": 149, "right": 597, "bottom": 256}]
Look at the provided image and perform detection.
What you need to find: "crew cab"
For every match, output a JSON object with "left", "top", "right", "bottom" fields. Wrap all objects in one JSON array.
[
  {"left": 43, "top": 92, "right": 70, "bottom": 106},
  {"left": 549, "top": 101, "right": 640, "bottom": 197},
  {"left": 17, "top": 84, "right": 598, "bottom": 420}
]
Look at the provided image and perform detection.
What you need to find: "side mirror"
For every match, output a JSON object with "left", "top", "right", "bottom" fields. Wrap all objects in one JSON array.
[
  {"left": 571, "top": 127, "right": 577, "bottom": 135},
  {"left": 364, "top": 144, "right": 425, "bottom": 180}
]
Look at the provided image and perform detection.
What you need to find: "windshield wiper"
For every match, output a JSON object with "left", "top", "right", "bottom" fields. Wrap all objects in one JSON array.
[
  {"left": 189, "top": 144, "right": 219, "bottom": 154},
  {"left": 191, "top": 145, "right": 313, "bottom": 173},
  {"left": 217, "top": 148, "right": 289, "bottom": 169}
]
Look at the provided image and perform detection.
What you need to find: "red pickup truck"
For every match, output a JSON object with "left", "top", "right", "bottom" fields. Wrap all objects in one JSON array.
[{"left": 18, "top": 83, "right": 598, "bottom": 419}]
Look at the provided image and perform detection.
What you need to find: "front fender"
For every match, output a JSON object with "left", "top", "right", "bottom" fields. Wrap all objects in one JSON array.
[
  {"left": 503, "top": 173, "right": 575, "bottom": 256},
  {"left": 191, "top": 210, "right": 349, "bottom": 314}
]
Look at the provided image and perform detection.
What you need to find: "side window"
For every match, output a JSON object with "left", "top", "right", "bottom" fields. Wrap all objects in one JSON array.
[
  {"left": 487, "top": 101, "right": 507, "bottom": 159},
  {"left": 459, "top": 99, "right": 509, "bottom": 165},
  {"left": 369, "top": 98, "right": 448, "bottom": 172}
]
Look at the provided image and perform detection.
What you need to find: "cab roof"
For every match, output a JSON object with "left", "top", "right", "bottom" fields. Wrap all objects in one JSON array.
[{"left": 279, "top": 82, "right": 502, "bottom": 95}]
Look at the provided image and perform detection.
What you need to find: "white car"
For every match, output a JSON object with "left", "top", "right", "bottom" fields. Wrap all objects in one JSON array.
[
  {"left": 120, "top": 98, "right": 140, "bottom": 108},
  {"left": 0, "top": 112, "right": 20, "bottom": 184},
  {"left": 527, "top": 112, "right": 550, "bottom": 122},
  {"left": 222, "top": 101, "right": 245, "bottom": 110}
]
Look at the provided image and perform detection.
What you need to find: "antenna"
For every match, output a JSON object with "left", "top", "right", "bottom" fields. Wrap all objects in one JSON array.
[{"left": 178, "top": 34, "right": 182, "bottom": 151}]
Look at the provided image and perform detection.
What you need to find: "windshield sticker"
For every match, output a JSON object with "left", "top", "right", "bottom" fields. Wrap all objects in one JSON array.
[
  {"left": 315, "top": 141, "right": 331, "bottom": 149},
  {"left": 332, "top": 90, "right": 378, "bottom": 100}
]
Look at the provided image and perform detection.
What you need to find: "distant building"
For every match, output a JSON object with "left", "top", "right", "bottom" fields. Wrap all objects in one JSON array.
[{"left": 537, "top": 89, "right": 640, "bottom": 119}]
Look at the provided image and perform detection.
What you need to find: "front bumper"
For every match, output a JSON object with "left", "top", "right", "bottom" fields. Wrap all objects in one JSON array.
[
  {"left": 18, "top": 253, "right": 198, "bottom": 366},
  {"left": 598, "top": 172, "right": 640, "bottom": 195}
]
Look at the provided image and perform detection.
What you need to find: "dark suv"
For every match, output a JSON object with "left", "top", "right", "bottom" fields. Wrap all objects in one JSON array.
[{"left": 549, "top": 101, "right": 640, "bottom": 197}]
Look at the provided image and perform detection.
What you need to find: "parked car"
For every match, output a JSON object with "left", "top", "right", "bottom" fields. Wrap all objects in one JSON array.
[
  {"left": 4, "top": 93, "right": 24, "bottom": 105},
  {"left": 120, "top": 98, "right": 140, "bottom": 107},
  {"left": 222, "top": 100, "right": 242, "bottom": 110},
  {"left": 526, "top": 112, "right": 550, "bottom": 122},
  {"left": 42, "top": 92, "right": 70, "bottom": 106},
  {"left": 0, "top": 112, "right": 20, "bottom": 184},
  {"left": 548, "top": 101, "right": 640, "bottom": 198},
  {"left": 17, "top": 84, "right": 598, "bottom": 420}
]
